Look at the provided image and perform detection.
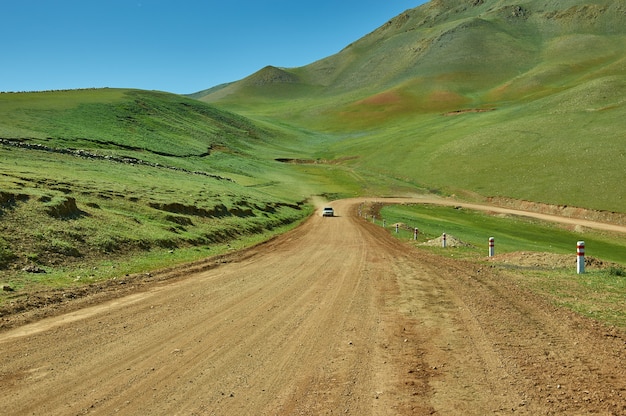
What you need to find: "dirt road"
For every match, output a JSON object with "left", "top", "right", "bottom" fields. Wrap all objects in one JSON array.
[{"left": 1, "top": 198, "right": 625, "bottom": 415}]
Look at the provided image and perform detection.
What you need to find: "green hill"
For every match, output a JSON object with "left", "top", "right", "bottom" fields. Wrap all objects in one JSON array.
[
  {"left": 0, "top": 88, "right": 325, "bottom": 285},
  {"left": 194, "top": 0, "right": 625, "bottom": 213},
  {"left": 197, "top": 0, "right": 626, "bottom": 116}
]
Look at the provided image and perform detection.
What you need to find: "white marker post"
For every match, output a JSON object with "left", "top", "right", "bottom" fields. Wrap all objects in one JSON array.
[
  {"left": 383, "top": 219, "right": 386, "bottom": 228},
  {"left": 489, "top": 237, "right": 495, "bottom": 257},
  {"left": 414, "top": 228, "right": 419, "bottom": 240},
  {"left": 395, "top": 224, "right": 399, "bottom": 234},
  {"left": 577, "top": 241, "right": 585, "bottom": 274},
  {"left": 442, "top": 233, "right": 447, "bottom": 248}
]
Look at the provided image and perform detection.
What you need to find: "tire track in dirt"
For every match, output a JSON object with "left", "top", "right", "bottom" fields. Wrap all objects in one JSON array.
[
  {"left": 427, "top": 255, "right": 626, "bottom": 414},
  {"left": 355, "top": 212, "right": 521, "bottom": 414}
]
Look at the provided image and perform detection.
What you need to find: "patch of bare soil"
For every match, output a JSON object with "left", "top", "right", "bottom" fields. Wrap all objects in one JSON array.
[
  {"left": 442, "top": 108, "right": 496, "bottom": 116},
  {"left": 487, "top": 196, "right": 626, "bottom": 227},
  {"left": 1, "top": 199, "right": 625, "bottom": 415},
  {"left": 488, "top": 251, "right": 618, "bottom": 270},
  {"left": 422, "top": 234, "right": 474, "bottom": 248}
]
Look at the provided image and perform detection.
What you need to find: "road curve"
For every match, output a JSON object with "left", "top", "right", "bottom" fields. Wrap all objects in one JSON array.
[{"left": 348, "top": 196, "right": 626, "bottom": 234}]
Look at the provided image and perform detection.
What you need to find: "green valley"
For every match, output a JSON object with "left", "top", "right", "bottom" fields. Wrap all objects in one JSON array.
[{"left": 1, "top": 0, "right": 625, "bottom": 301}]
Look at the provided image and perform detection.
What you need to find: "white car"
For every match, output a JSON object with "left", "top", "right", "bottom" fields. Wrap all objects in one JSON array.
[{"left": 322, "top": 207, "right": 334, "bottom": 217}]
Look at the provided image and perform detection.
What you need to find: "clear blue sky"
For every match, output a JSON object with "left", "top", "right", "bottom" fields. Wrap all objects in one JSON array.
[{"left": 1, "top": 1, "right": 426, "bottom": 94}]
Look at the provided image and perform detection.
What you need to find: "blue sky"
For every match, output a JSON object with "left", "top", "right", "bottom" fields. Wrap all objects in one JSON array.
[{"left": 1, "top": 1, "right": 426, "bottom": 94}]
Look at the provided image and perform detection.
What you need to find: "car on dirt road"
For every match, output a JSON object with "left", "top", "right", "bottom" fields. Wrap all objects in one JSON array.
[{"left": 322, "top": 207, "right": 334, "bottom": 217}]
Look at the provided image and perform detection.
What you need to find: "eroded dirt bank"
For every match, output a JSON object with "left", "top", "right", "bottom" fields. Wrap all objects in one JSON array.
[{"left": 1, "top": 198, "right": 625, "bottom": 415}]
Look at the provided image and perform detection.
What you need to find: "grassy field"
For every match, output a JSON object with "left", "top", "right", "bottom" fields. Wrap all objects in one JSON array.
[
  {"left": 0, "top": 89, "right": 336, "bottom": 301},
  {"left": 376, "top": 203, "right": 626, "bottom": 265},
  {"left": 0, "top": 143, "right": 314, "bottom": 285},
  {"left": 513, "top": 267, "right": 626, "bottom": 328},
  {"left": 372, "top": 203, "right": 626, "bottom": 327}
]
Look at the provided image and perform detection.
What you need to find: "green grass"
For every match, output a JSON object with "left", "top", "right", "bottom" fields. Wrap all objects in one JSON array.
[
  {"left": 0, "top": 88, "right": 277, "bottom": 159},
  {"left": 377, "top": 204, "right": 626, "bottom": 265},
  {"left": 1, "top": 216, "right": 308, "bottom": 296},
  {"left": 0, "top": 89, "right": 329, "bottom": 300},
  {"left": 508, "top": 267, "right": 626, "bottom": 328},
  {"left": 333, "top": 94, "right": 626, "bottom": 211}
]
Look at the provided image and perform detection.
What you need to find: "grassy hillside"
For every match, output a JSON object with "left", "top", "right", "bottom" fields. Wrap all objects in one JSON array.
[
  {"left": 0, "top": 89, "right": 352, "bottom": 290},
  {"left": 196, "top": 0, "right": 626, "bottom": 213}
]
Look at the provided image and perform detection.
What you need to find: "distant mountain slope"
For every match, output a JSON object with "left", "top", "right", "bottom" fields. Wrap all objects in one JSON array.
[
  {"left": 193, "top": 0, "right": 626, "bottom": 214},
  {"left": 196, "top": 0, "right": 626, "bottom": 122}
]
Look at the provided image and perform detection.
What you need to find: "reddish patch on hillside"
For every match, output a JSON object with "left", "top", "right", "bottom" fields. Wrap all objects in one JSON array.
[
  {"left": 335, "top": 91, "right": 417, "bottom": 127},
  {"left": 358, "top": 91, "right": 402, "bottom": 106},
  {"left": 487, "top": 83, "right": 511, "bottom": 101},
  {"left": 427, "top": 90, "right": 468, "bottom": 108}
]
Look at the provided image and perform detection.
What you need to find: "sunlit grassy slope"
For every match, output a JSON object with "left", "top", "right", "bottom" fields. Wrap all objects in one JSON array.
[
  {"left": 0, "top": 88, "right": 354, "bottom": 281},
  {"left": 197, "top": 0, "right": 626, "bottom": 212}
]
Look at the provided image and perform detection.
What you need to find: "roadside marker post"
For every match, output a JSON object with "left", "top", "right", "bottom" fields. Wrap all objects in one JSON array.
[
  {"left": 383, "top": 219, "right": 386, "bottom": 228},
  {"left": 577, "top": 241, "right": 585, "bottom": 274},
  {"left": 442, "top": 233, "right": 447, "bottom": 248},
  {"left": 414, "top": 228, "right": 419, "bottom": 240},
  {"left": 489, "top": 237, "right": 495, "bottom": 257},
  {"left": 395, "top": 224, "right": 399, "bottom": 234}
]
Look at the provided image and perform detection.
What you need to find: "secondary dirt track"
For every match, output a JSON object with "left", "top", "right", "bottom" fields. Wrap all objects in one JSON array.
[{"left": 1, "top": 198, "right": 626, "bottom": 415}]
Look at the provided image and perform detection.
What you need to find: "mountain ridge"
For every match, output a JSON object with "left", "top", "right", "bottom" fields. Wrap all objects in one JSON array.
[{"left": 195, "top": 0, "right": 626, "bottom": 119}]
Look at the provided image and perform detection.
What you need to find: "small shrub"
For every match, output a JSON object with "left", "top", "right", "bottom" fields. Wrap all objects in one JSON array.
[
  {"left": 94, "top": 237, "right": 121, "bottom": 253},
  {"left": 48, "top": 240, "right": 82, "bottom": 257},
  {"left": 608, "top": 267, "right": 626, "bottom": 277},
  {"left": 0, "top": 242, "right": 17, "bottom": 268},
  {"left": 26, "top": 253, "right": 40, "bottom": 262}
]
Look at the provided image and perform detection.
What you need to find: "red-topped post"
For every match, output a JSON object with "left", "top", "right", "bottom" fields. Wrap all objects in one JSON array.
[{"left": 577, "top": 241, "right": 585, "bottom": 274}]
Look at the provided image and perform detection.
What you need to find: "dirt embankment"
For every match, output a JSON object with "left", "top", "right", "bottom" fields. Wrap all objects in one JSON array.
[{"left": 487, "top": 196, "right": 626, "bottom": 227}]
